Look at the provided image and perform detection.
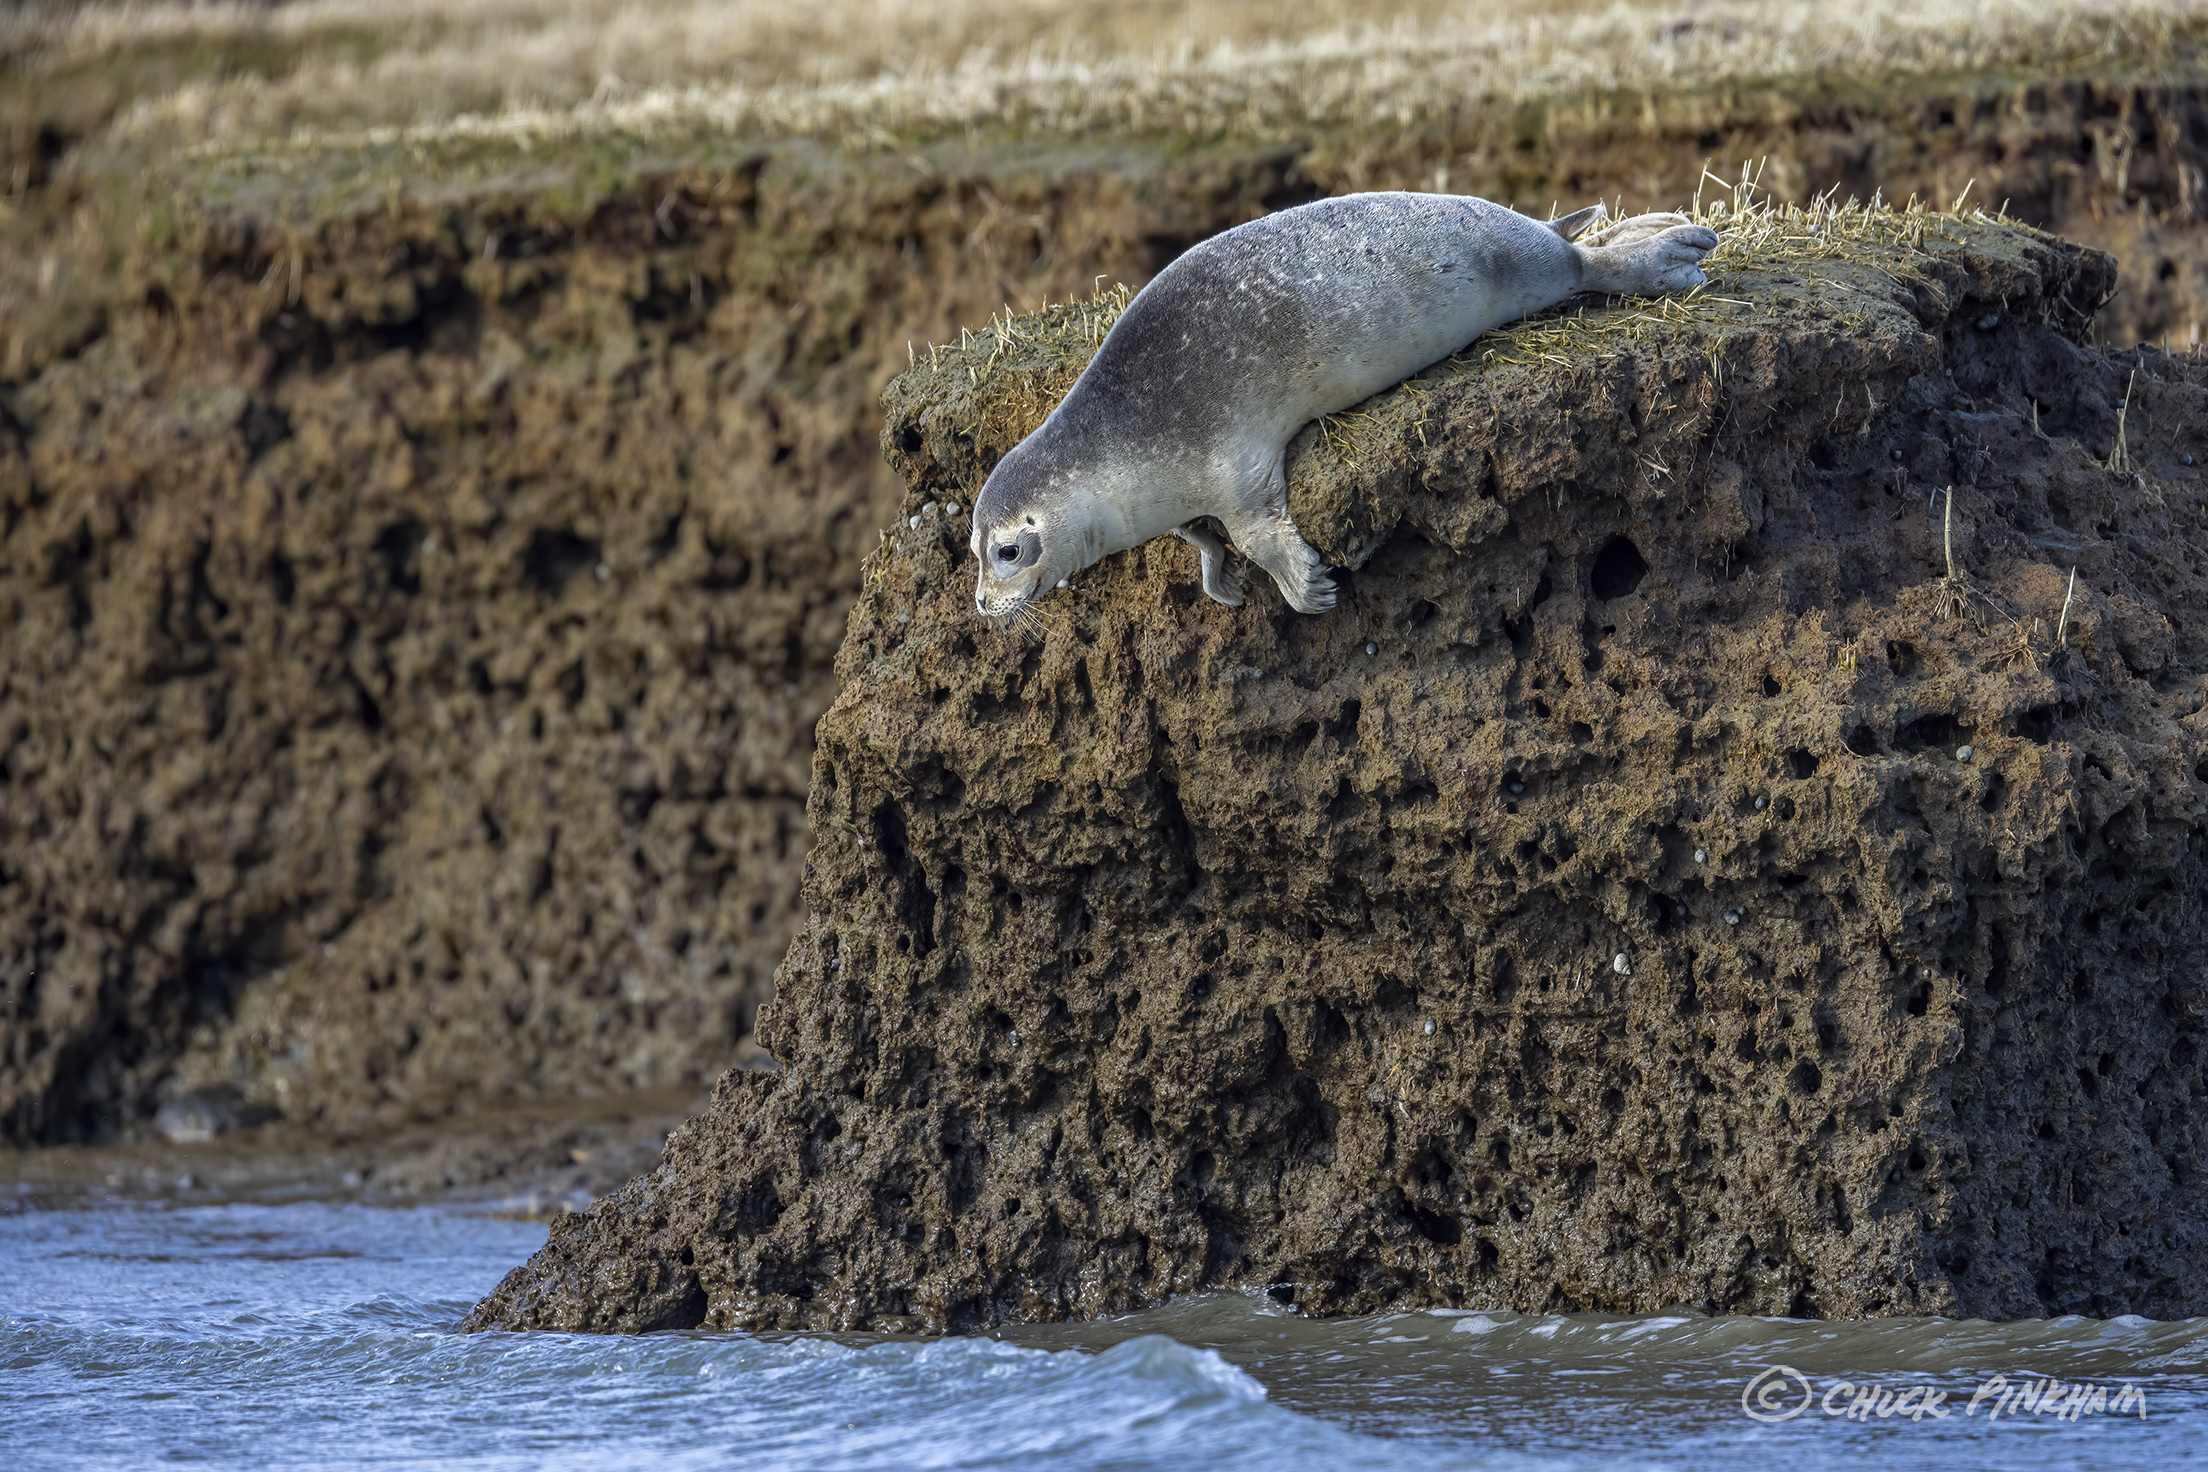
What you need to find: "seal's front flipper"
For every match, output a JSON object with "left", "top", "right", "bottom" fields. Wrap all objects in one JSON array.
[
  {"left": 1176, "top": 521, "right": 1244, "bottom": 606},
  {"left": 1546, "top": 203, "right": 1607, "bottom": 241},
  {"left": 1230, "top": 509, "right": 1336, "bottom": 615}
]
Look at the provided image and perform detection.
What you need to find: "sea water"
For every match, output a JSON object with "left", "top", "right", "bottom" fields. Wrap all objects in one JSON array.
[{"left": 4, "top": 1192, "right": 2204, "bottom": 1471}]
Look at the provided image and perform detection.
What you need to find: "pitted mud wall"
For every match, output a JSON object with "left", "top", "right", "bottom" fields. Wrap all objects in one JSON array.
[
  {"left": 0, "top": 151, "right": 1306, "bottom": 1141},
  {"left": 462, "top": 220, "right": 2208, "bottom": 1335},
  {"left": 4, "top": 77, "right": 2207, "bottom": 1143}
]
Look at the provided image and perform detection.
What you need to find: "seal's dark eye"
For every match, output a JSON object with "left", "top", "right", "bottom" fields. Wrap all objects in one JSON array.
[{"left": 995, "top": 544, "right": 1018, "bottom": 563}]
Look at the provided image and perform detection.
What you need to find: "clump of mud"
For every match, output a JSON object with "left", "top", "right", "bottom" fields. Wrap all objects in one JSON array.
[{"left": 466, "top": 211, "right": 2208, "bottom": 1333}]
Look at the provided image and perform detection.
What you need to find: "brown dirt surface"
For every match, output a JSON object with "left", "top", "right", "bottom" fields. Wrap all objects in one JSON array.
[
  {"left": 5, "top": 72, "right": 2208, "bottom": 1157},
  {"left": 461, "top": 210, "right": 2208, "bottom": 1334}
]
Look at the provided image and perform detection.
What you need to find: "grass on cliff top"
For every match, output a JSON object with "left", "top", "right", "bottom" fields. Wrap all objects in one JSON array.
[
  {"left": 914, "top": 177, "right": 2035, "bottom": 468},
  {"left": 9, "top": 0, "right": 2203, "bottom": 171}
]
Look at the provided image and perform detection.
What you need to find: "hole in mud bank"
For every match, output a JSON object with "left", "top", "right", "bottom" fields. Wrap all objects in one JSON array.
[
  {"left": 2037, "top": 1121, "right": 2057, "bottom": 1141},
  {"left": 1403, "top": 1197, "right": 1462, "bottom": 1246},
  {"left": 1590, "top": 536, "right": 1648, "bottom": 600},
  {"left": 1571, "top": 721, "right": 1593, "bottom": 743},
  {"left": 896, "top": 425, "right": 923, "bottom": 455},
  {"left": 375, "top": 521, "right": 424, "bottom": 596},
  {"left": 1003, "top": 1198, "right": 1022, "bottom": 1218},
  {"left": 678, "top": 1243, "right": 695, "bottom": 1266},
  {"left": 1843, "top": 724, "right": 1880, "bottom": 757},
  {"left": 1787, "top": 749, "right": 1819, "bottom": 780},
  {"left": 1895, "top": 712, "right": 1962, "bottom": 752},
  {"left": 352, "top": 679, "right": 385, "bottom": 732},
  {"left": 1601, "top": 1088, "right": 1625, "bottom": 1111},
  {"left": 242, "top": 400, "right": 292, "bottom": 458},
  {"left": 523, "top": 529, "right": 601, "bottom": 596},
  {"left": 1985, "top": 931, "right": 2011, "bottom": 996},
  {"left": 1267, "top": 1283, "right": 1298, "bottom": 1307},
  {"left": 1788, "top": 1061, "right": 1823, "bottom": 1094},
  {"left": 1762, "top": 673, "right": 1782, "bottom": 696},
  {"left": 1905, "top": 979, "right": 1931, "bottom": 1017},
  {"left": 1885, "top": 640, "right": 1921, "bottom": 677}
]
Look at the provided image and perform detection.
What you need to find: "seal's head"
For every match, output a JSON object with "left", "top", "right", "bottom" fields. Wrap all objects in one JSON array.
[
  {"left": 970, "top": 447, "right": 1079, "bottom": 622},
  {"left": 970, "top": 503, "right": 1057, "bottom": 620}
]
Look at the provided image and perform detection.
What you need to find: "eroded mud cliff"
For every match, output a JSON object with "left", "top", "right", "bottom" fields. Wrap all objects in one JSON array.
[
  {"left": 467, "top": 213, "right": 2208, "bottom": 1332},
  {"left": 7, "top": 77, "right": 2208, "bottom": 1147}
]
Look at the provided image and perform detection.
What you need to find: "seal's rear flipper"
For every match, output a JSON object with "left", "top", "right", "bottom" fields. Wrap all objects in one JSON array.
[
  {"left": 1577, "top": 222, "right": 1721, "bottom": 297},
  {"left": 1580, "top": 211, "right": 1696, "bottom": 250},
  {"left": 1547, "top": 203, "right": 1607, "bottom": 241}
]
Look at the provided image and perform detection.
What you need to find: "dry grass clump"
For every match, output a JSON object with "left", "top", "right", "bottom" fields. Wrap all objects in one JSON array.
[
  {"left": 1445, "top": 167, "right": 2005, "bottom": 378},
  {"left": 11, "top": 0, "right": 2200, "bottom": 159},
  {"left": 906, "top": 284, "right": 1136, "bottom": 451}
]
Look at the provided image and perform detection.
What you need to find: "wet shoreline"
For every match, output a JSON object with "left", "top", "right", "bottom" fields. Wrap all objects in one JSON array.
[
  {"left": 0, "top": 1087, "right": 709, "bottom": 1219},
  {"left": 5, "top": 1193, "right": 2202, "bottom": 1471}
]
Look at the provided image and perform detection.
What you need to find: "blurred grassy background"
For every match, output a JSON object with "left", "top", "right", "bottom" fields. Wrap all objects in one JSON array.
[{"left": 7, "top": 0, "right": 2203, "bottom": 176}]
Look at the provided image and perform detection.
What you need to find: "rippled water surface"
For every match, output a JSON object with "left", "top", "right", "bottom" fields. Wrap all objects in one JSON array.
[{"left": 5, "top": 1196, "right": 2205, "bottom": 1470}]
